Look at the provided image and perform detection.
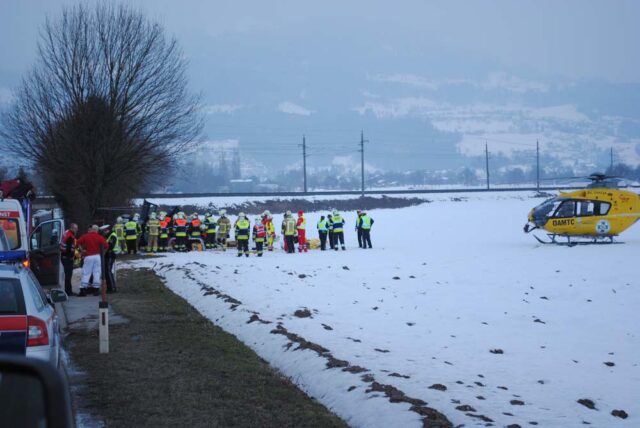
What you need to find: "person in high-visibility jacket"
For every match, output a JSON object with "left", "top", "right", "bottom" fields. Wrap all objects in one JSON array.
[
  {"left": 104, "top": 225, "right": 119, "bottom": 292},
  {"left": 173, "top": 212, "right": 188, "bottom": 251},
  {"left": 358, "top": 211, "right": 374, "bottom": 248},
  {"left": 146, "top": 212, "right": 160, "bottom": 253},
  {"left": 204, "top": 212, "right": 217, "bottom": 249},
  {"left": 114, "top": 216, "right": 126, "bottom": 254},
  {"left": 133, "top": 213, "right": 143, "bottom": 250},
  {"left": 331, "top": 210, "right": 346, "bottom": 251},
  {"left": 317, "top": 215, "right": 328, "bottom": 250},
  {"left": 253, "top": 216, "right": 266, "bottom": 257},
  {"left": 234, "top": 212, "right": 250, "bottom": 257},
  {"left": 216, "top": 209, "right": 231, "bottom": 251},
  {"left": 189, "top": 213, "right": 202, "bottom": 240},
  {"left": 327, "top": 214, "right": 335, "bottom": 250},
  {"left": 355, "top": 210, "right": 364, "bottom": 248},
  {"left": 262, "top": 211, "right": 276, "bottom": 251},
  {"left": 296, "top": 210, "right": 307, "bottom": 252},
  {"left": 281, "top": 211, "right": 296, "bottom": 254},
  {"left": 158, "top": 212, "right": 170, "bottom": 252},
  {"left": 124, "top": 217, "right": 139, "bottom": 254}
]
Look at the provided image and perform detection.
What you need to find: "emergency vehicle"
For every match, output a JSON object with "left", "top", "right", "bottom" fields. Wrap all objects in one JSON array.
[
  {"left": 0, "top": 179, "right": 66, "bottom": 286},
  {"left": 0, "top": 178, "right": 68, "bottom": 364}
]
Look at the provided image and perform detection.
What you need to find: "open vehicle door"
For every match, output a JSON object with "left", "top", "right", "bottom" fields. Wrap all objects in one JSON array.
[{"left": 29, "top": 219, "right": 65, "bottom": 287}]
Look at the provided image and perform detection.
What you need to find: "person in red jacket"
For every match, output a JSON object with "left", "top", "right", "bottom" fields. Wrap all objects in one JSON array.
[
  {"left": 296, "top": 210, "right": 307, "bottom": 252},
  {"left": 76, "top": 225, "right": 109, "bottom": 296}
]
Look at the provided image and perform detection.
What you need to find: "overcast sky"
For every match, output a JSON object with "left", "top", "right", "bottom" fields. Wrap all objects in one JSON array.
[
  {"left": 1, "top": 0, "right": 639, "bottom": 84},
  {"left": 2, "top": 0, "right": 639, "bottom": 172}
]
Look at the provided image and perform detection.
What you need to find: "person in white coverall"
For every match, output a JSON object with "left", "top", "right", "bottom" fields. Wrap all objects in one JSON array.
[{"left": 76, "top": 225, "right": 109, "bottom": 297}]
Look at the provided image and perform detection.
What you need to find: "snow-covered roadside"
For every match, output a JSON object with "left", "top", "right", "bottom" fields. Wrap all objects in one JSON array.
[{"left": 128, "top": 192, "right": 639, "bottom": 427}]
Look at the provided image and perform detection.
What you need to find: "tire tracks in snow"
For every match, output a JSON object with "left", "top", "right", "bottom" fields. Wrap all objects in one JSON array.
[{"left": 159, "top": 262, "right": 453, "bottom": 428}]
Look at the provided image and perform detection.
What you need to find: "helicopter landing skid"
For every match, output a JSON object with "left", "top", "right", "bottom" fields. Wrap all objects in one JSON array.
[{"left": 533, "top": 233, "right": 620, "bottom": 247}]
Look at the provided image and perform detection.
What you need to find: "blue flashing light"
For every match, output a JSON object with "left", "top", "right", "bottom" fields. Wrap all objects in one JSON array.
[{"left": 0, "top": 250, "right": 28, "bottom": 263}]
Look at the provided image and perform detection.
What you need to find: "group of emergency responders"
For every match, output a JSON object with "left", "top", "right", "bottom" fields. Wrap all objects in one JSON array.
[{"left": 111, "top": 209, "right": 374, "bottom": 257}]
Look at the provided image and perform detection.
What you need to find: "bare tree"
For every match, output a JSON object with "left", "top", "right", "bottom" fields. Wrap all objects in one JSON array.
[{"left": 0, "top": 3, "right": 202, "bottom": 227}]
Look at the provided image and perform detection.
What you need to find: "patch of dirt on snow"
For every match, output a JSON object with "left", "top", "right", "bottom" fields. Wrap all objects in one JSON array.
[
  {"left": 611, "top": 409, "right": 628, "bottom": 419},
  {"left": 577, "top": 398, "right": 596, "bottom": 410},
  {"left": 429, "top": 384, "right": 447, "bottom": 391},
  {"left": 293, "top": 308, "right": 313, "bottom": 318}
]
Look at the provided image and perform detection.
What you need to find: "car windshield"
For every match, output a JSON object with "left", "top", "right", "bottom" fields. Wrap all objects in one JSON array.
[{"left": 0, "top": 219, "right": 20, "bottom": 250}]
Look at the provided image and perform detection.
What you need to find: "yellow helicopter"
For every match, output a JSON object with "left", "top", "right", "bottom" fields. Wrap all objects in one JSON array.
[{"left": 523, "top": 173, "right": 640, "bottom": 245}]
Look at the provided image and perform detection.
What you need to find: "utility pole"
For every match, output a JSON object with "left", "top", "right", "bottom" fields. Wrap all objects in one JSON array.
[
  {"left": 485, "top": 142, "right": 490, "bottom": 190},
  {"left": 610, "top": 147, "right": 614, "bottom": 173},
  {"left": 536, "top": 140, "right": 540, "bottom": 192},
  {"left": 359, "top": 131, "right": 368, "bottom": 197},
  {"left": 302, "top": 135, "right": 308, "bottom": 193}
]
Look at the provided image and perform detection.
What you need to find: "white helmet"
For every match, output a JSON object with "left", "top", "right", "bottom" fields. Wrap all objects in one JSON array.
[
  {"left": 263, "top": 210, "right": 271, "bottom": 217},
  {"left": 150, "top": 212, "right": 157, "bottom": 220},
  {"left": 133, "top": 213, "right": 140, "bottom": 221},
  {"left": 219, "top": 209, "right": 227, "bottom": 216},
  {"left": 116, "top": 216, "right": 123, "bottom": 224},
  {"left": 286, "top": 210, "right": 291, "bottom": 217},
  {"left": 159, "top": 211, "right": 167, "bottom": 218},
  {"left": 332, "top": 210, "right": 338, "bottom": 216},
  {"left": 238, "top": 212, "right": 246, "bottom": 218}
]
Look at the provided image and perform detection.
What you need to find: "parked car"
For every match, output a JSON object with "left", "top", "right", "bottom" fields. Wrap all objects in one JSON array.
[{"left": 0, "top": 259, "right": 67, "bottom": 367}]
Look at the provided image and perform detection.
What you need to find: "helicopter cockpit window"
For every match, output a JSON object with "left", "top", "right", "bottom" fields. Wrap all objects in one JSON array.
[
  {"left": 596, "top": 202, "right": 611, "bottom": 216},
  {"left": 535, "top": 199, "right": 562, "bottom": 219},
  {"left": 576, "top": 201, "right": 595, "bottom": 217},
  {"left": 554, "top": 200, "right": 576, "bottom": 218}
]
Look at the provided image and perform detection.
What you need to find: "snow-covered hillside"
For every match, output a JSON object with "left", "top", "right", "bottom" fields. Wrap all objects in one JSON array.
[{"left": 129, "top": 192, "right": 639, "bottom": 427}]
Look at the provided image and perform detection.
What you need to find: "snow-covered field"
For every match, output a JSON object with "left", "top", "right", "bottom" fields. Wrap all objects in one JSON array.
[{"left": 129, "top": 192, "right": 639, "bottom": 427}]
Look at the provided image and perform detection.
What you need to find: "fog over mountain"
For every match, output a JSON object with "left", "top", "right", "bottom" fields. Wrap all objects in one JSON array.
[{"left": 2, "top": 0, "right": 640, "bottom": 181}]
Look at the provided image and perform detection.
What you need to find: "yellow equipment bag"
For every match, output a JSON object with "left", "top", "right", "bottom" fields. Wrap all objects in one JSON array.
[{"left": 308, "top": 238, "right": 320, "bottom": 249}]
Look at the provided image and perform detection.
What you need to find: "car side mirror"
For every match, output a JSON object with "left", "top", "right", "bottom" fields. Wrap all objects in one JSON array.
[
  {"left": 49, "top": 289, "right": 68, "bottom": 303},
  {"left": 0, "top": 355, "right": 73, "bottom": 428}
]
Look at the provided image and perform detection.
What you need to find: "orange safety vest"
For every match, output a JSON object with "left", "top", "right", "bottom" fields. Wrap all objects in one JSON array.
[{"left": 174, "top": 219, "right": 188, "bottom": 236}]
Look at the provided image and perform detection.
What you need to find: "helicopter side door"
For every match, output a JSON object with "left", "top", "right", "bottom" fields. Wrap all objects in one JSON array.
[
  {"left": 558, "top": 200, "right": 613, "bottom": 236},
  {"left": 573, "top": 200, "right": 597, "bottom": 235}
]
